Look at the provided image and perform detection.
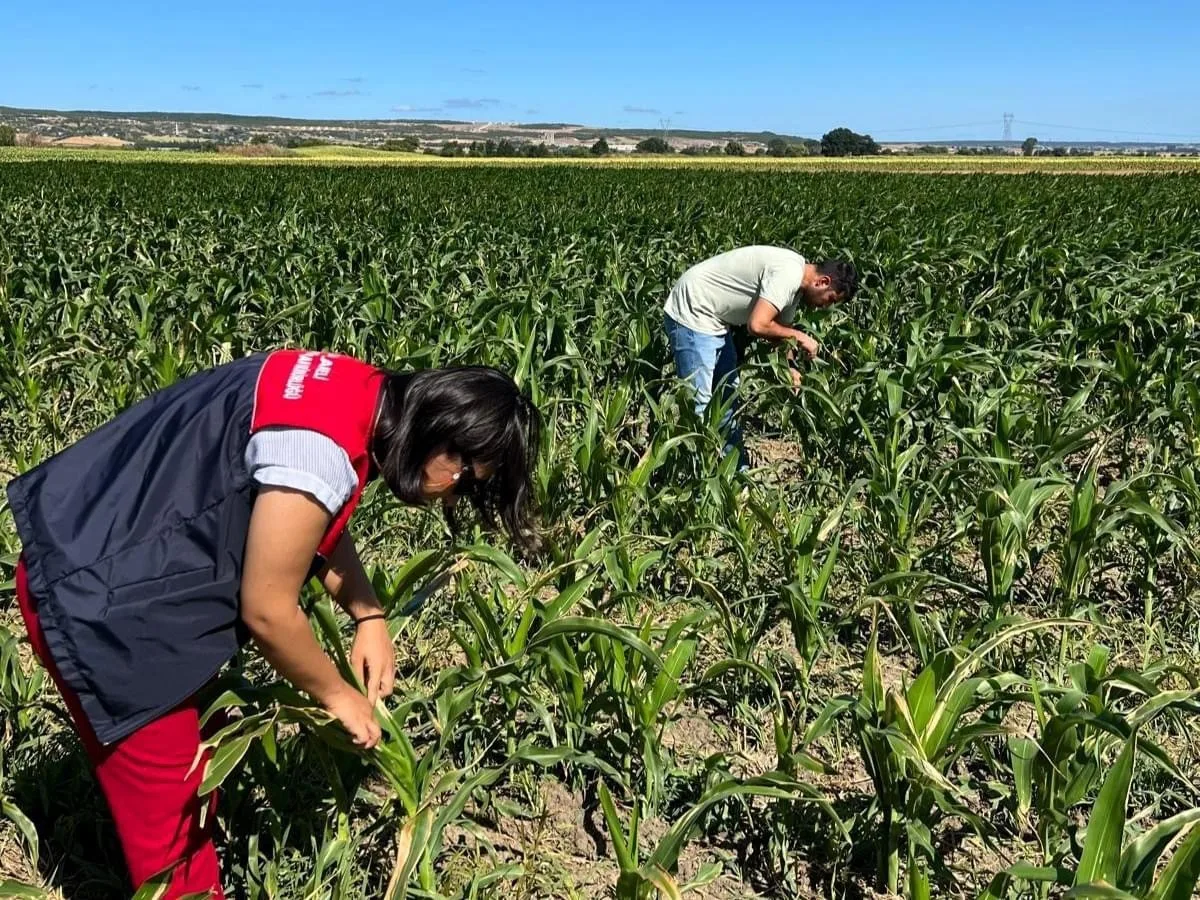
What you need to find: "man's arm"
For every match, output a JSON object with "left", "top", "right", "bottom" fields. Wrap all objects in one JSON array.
[{"left": 746, "top": 297, "right": 819, "bottom": 359}]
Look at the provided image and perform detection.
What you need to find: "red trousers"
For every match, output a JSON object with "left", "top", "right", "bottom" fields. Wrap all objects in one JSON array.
[{"left": 15, "top": 558, "right": 225, "bottom": 899}]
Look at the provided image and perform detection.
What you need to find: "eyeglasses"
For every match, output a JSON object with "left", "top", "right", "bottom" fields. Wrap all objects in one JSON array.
[{"left": 451, "top": 459, "right": 488, "bottom": 500}]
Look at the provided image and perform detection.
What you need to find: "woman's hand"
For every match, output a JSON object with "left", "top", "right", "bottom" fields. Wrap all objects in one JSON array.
[
  {"left": 320, "top": 534, "right": 396, "bottom": 705},
  {"left": 323, "top": 685, "right": 382, "bottom": 749},
  {"left": 350, "top": 618, "right": 395, "bottom": 705}
]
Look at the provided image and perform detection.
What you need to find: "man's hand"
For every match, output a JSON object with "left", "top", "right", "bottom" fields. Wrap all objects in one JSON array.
[
  {"left": 748, "top": 296, "right": 819, "bottom": 360},
  {"left": 350, "top": 618, "right": 395, "bottom": 705},
  {"left": 323, "top": 684, "right": 382, "bottom": 749},
  {"left": 795, "top": 333, "right": 819, "bottom": 360}
]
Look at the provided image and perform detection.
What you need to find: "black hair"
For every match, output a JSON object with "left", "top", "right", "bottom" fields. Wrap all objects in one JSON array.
[
  {"left": 373, "top": 367, "right": 541, "bottom": 549},
  {"left": 815, "top": 259, "right": 859, "bottom": 301}
]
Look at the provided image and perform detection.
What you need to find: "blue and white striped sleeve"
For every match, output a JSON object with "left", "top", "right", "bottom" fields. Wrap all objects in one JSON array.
[{"left": 244, "top": 427, "right": 358, "bottom": 516}]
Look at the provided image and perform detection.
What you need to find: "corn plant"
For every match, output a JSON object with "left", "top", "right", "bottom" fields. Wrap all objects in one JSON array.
[
  {"left": 598, "top": 772, "right": 844, "bottom": 899},
  {"left": 984, "top": 735, "right": 1200, "bottom": 900},
  {"left": 825, "top": 618, "right": 1071, "bottom": 897},
  {"left": 1004, "top": 645, "right": 1200, "bottom": 880}
]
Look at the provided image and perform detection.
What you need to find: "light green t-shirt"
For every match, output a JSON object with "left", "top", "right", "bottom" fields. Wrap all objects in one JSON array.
[{"left": 664, "top": 245, "right": 807, "bottom": 335}]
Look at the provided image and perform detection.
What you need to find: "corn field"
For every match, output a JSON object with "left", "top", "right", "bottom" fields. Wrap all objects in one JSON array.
[{"left": 2, "top": 161, "right": 1200, "bottom": 899}]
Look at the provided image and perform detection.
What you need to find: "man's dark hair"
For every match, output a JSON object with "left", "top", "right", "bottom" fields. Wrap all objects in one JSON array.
[
  {"left": 816, "top": 259, "right": 858, "bottom": 301},
  {"left": 373, "top": 367, "right": 541, "bottom": 548}
]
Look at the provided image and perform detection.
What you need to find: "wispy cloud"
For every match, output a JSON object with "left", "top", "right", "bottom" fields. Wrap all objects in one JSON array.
[
  {"left": 525, "top": 108, "right": 540, "bottom": 115},
  {"left": 241, "top": 83, "right": 264, "bottom": 90},
  {"left": 392, "top": 104, "right": 443, "bottom": 113},
  {"left": 623, "top": 104, "right": 660, "bottom": 115},
  {"left": 443, "top": 97, "right": 501, "bottom": 110},
  {"left": 461, "top": 67, "right": 487, "bottom": 75},
  {"left": 88, "top": 83, "right": 99, "bottom": 90},
  {"left": 273, "top": 93, "right": 290, "bottom": 101},
  {"left": 181, "top": 84, "right": 202, "bottom": 92},
  {"left": 314, "top": 89, "right": 364, "bottom": 97},
  {"left": 342, "top": 76, "right": 367, "bottom": 84}
]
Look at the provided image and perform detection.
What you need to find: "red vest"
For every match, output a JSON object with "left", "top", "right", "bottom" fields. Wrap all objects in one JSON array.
[{"left": 250, "top": 350, "right": 385, "bottom": 561}]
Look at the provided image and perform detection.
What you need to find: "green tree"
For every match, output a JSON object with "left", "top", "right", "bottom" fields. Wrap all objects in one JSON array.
[
  {"left": 0, "top": 125, "right": 16, "bottom": 147},
  {"left": 725, "top": 140, "right": 746, "bottom": 156},
  {"left": 821, "top": 127, "right": 881, "bottom": 157},
  {"left": 1022, "top": 136, "right": 1038, "bottom": 156},
  {"left": 250, "top": 134, "right": 270, "bottom": 145},
  {"left": 766, "top": 137, "right": 789, "bottom": 157},
  {"left": 821, "top": 128, "right": 856, "bottom": 156},
  {"left": 635, "top": 136, "right": 672, "bottom": 154},
  {"left": 591, "top": 136, "right": 610, "bottom": 156},
  {"left": 382, "top": 136, "right": 420, "bottom": 152}
]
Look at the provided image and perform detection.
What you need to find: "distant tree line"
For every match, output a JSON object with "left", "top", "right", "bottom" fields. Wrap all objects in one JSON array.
[
  {"left": 350, "top": 126, "right": 886, "bottom": 159},
  {"left": 381, "top": 137, "right": 420, "bottom": 152}
]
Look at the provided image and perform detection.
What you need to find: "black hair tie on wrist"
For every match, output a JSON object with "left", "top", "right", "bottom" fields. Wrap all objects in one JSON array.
[{"left": 354, "top": 613, "right": 387, "bottom": 626}]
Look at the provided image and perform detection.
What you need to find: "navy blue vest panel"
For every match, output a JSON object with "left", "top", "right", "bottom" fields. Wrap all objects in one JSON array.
[{"left": 6, "top": 354, "right": 268, "bottom": 745}]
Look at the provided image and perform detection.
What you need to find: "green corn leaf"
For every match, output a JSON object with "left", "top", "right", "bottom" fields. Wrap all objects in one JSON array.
[
  {"left": 976, "top": 863, "right": 1068, "bottom": 900},
  {"left": 906, "top": 666, "right": 938, "bottom": 735},
  {"left": 701, "top": 658, "right": 782, "bottom": 707},
  {"left": 1147, "top": 819, "right": 1200, "bottom": 900},
  {"left": 641, "top": 864, "right": 683, "bottom": 900},
  {"left": 1, "top": 798, "right": 39, "bottom": 869},
  {"left": 1064, "top": 886, "right": 1140, "bottom": 899},
  {"left": 384, "top": 807, "right": 433, "bottom": 900},
  {"left": 541, "top": 572, "right": 597, "bottom": 622},
  {"left": 0, "top": 883, "right": 54, "bottom": 899},
  {"left": 198, "top": 732, "right": 257, "bottom": 796},
  {"left": 130, "top": 866, "right": 176, "bottom": 900},
  {"left": 598, "top": 782, "right": 636, "bottom": 873},
  {"left": 1121, "top": 809, "right": 1200, "bottom": 893},
  {"left": 526, "top": 617, "right": 663, "bottom": 670},
  {"left": 863, "top": 628, "right": 885, "bottom": 713},
  {"left": 1076, "top": 734, "right": 1137, "bottom": 888},
  {"left": 1009, "top": 736, "right": 1037, "bottom": 820},
  {"left": 462, "top": 544, "right": 527, "bottom": 589},
  {"left": 647, "top": 772, "right": 845, "bottom": 873}
]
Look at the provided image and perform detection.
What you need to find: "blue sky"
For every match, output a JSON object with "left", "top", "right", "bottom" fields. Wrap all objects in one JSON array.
[{"left": 6, "top": 0, "right": 1199, "bottom": 142}]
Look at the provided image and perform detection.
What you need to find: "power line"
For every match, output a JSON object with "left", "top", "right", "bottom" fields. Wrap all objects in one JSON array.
[
  {"left": 802, "top": 118, "right": 1200, "bottom": 143},
  {"left": 868, "top": 120, "right": 997, "bottom": 134},
  {"left": 1013, "top": 119, "right": 1200, "bottom": 140}
]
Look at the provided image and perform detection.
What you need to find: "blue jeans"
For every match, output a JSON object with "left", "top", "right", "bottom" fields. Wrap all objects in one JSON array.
[{"left": 664, "top": 314, "right": 747, "bottom": 467}]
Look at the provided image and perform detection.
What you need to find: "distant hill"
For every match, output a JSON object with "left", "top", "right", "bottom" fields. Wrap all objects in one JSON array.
[
  {"left": 2, "top": 104, "right": 1193, "bottom": 152},
  {"left": 0, "top": 105, "right": 469, "bottom": 128},
  {"left": 0, "top": 104, "right": 815, "bottom": 146}
]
